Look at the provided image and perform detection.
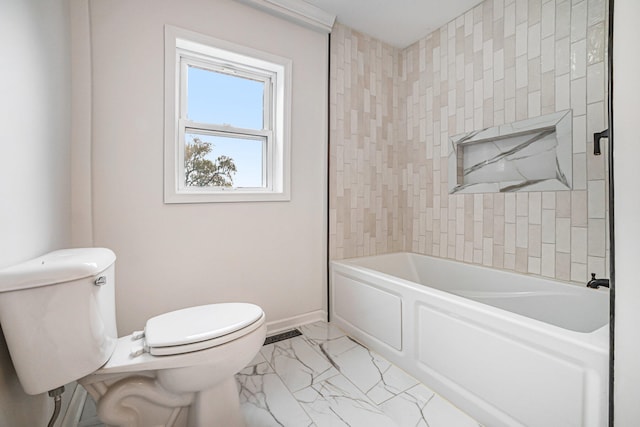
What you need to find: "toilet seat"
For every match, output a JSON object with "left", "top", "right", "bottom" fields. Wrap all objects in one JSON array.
[{"left": 144, "top": 303, "right": 264, "bottom": 356}]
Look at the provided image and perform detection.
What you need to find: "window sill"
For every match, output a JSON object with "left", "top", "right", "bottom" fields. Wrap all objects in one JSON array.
[{"left": 164, "top": 189, "right": 291, "bottom": 204}]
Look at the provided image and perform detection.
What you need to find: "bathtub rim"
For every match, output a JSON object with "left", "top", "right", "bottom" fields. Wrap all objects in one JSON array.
[{"left": 330, "top": 253, "right": 609, "bottom": 350}]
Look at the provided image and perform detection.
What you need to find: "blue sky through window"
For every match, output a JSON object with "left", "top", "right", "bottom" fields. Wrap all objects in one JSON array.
[{"left": 187, "top": 66, "right": 265, "bottom": 187}]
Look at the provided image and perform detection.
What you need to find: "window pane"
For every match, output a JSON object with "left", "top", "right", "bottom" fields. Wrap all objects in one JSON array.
[
  {"left": 187, "top": 66, "right": 264, "bottom": 129},
  {"left": 184, "top": 133, "right": 264, "bottom": 188}
]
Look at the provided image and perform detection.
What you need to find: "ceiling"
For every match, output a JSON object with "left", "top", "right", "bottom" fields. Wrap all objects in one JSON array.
[{"left": 303, "top": 0, "right": 484, "bottom": 48}]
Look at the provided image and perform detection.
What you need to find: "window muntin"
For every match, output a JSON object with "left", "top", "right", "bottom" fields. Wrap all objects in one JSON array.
[{"left": 164, "top": 26, "right": 291, "bottom": 203}]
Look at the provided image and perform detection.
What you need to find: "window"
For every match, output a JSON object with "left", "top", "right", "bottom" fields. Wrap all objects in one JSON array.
[{"left": 164, "top": 26, "right": 291, "bottom": 203}]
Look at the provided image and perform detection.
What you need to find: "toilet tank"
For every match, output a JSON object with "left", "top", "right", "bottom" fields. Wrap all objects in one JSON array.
[{"left": 0, "top": 248, "right": 118, "bottom": 395}]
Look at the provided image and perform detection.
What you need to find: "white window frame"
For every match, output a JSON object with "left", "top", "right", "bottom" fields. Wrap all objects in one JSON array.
[{"left": 164, "top": 25, "right": 292, "bottom": 203}]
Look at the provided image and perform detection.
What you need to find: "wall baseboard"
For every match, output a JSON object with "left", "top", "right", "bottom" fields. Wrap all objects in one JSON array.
[{"left": 266, "top": 310, "right": 327, "bottom": 335}]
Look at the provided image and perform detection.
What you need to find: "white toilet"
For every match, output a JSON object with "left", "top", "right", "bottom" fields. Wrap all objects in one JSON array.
[{"left": 0, "top": 248, "right": 266, "bottom": 427}]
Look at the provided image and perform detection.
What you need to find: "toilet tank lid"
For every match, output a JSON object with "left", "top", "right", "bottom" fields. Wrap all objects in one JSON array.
[{"left": 0, "top": 248, "right": 116, "bottom": 292}]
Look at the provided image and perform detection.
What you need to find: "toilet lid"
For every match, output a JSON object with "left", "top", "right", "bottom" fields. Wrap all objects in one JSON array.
[{"left": 144, "top": 303, "right": 264, "bottom": 351}]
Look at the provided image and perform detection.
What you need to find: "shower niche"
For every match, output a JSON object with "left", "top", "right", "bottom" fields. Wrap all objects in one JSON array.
[{"left": 448, "top": 110, "right": 573, "bottom": 194}]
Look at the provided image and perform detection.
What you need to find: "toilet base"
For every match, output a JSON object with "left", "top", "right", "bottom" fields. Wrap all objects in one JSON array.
[
  {"left": 188, "top": 377, "right": 245, "bottom": 427},
  {"left": 80, "top": 372, "right": 246, "bottom": 427},
  {"left": 78, "top": 317, "right": 266, "bottom": 427}
]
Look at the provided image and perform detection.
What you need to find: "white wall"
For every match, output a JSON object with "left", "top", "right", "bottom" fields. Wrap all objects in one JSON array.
[
  {"left": 613, "top": 0, "right": 640, "bottom": 424},
  {"left": 0, "top": 0, "right": 72, "bottom": 424},
  {"left": 81, "top": 0, "right": 328, "bottom": 334}
]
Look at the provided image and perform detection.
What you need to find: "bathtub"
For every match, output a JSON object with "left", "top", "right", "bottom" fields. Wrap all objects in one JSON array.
[{"left": 330, "top": 252, "right": 608, "bottom": 427}]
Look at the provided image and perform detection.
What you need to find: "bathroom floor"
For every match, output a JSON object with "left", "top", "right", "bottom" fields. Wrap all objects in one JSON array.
[{"left": 78, "top": 321, "right": 482, "bottom": 427}]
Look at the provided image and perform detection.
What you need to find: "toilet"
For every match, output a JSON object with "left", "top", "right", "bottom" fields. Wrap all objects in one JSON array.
[{"left": 0, "top": 248, "right": 266, "bottom": 427}]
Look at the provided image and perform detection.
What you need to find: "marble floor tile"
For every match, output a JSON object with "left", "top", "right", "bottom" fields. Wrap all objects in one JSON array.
[
  {"left": 294, "top": 374, "right": 399, "bottom": 427},
  {"left": 318, "top": 335, "right": 419, "bottom": 404},
  {"left": 299, "top": 320, "right": 347, "bottom": 348},
  {"left": 381, "top": 383, "right": 482, "bottom": 427},
  {"left": 260, "top": 336, "right": 340, "bottom": 393},
  {"left": 380, "top": 383, "right": 435, "bottom": 427},
  {"left": 237, "top": 361, "right": 315, "bottom": 427},
  {"left": 422, "top": 392, "right": 483, "bottom": 427}
]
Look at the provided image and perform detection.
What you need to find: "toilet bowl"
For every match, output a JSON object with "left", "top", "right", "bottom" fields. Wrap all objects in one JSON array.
[{"left": 0, "top": 248, "right": 266, "bottom": 427}]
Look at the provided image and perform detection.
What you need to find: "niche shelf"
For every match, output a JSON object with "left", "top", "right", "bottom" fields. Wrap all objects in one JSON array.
[{"left": 448, "top": 110, "right": 573, "bottom": 194}]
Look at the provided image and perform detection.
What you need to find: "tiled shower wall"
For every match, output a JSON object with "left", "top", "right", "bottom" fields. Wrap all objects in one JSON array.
[
  {"left": 329, "top": 24, "right": 404, "bottom": 259},
  {"left": 329, "top": 0, "right": 609, "bottom": 284}
]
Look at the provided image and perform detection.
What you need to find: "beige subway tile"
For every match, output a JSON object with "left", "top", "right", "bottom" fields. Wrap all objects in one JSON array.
[
  {"left": 528, "top": 192, "right": 542, "bottom": 224},
  {"left": 587, "top": 101, "right": 606, "bottom": 145},
  {"left": 571, "top": 226, "right": 588, "bottom": 263},
  {"left": 588, "top": 0, "right": 606, "bottom": 26},
  {"left": 516, "top": 216, "right": 529, "bottom": 248},
  {"left": 493, "top": 193, "right": 505, "bottom": 214},
  {"left": 504, "top": 252, "right": 516, "bottom": 270},
  {"left": 505, "top": 193, "right": 517, "bottom": 222},
  {"left": 588, "top": 256, "right": 606, "bottom": 279},
  {"left": 482, "top": 209, "right": 493, "bottom": 237},
  {"left": 516, "top": 192, "right": 529, "bottom": 216},
  {"left": 573, "top": 114, "right": 587, "bottom": 154},
  {"left": 456, "top": 234, "right": 465, "bottom": 261},
  {"left": 588, "top": 180, "right": 607, "bottom": 219},
  {"left": 516, "top": 247, "right": 528, "bottom": 272},
  {"left": 556, "top": 1, "right": 571, "bottom": 40},
  {"left": 516, "top": 54, "right": 528, "bottom": 88},
  {"left": 571, "top": 0, "right": 587, "bottom": 43},
  {"left": 587, "top": 22, "right": 605, "bottom": 65},
  {"left": 505, "top": 2, "right": 516, "bottom": 36},
  {"left": 440, "top": 239, "right": 449, "bottom": 257},
  {"left": 571, "top": 261, "right": 587, "bottom": 283},
  {"left": 541, "top": 243, "right": 556, "bottom": 277},
  {"left": 571, "top": 39, "right": 587, "bottom": 80},
  {"left": 573, "top": 153, "right": 587, "bottom": 190},
  {"left": 542, "top": 191, "right": 556, "bottom": 209},
  {"left": 474, "top": 220, "right": 483, "bottom": 249},
  {"left": 556, "top": 191, "right": 571, "bottom": 217},
  {"left": 542, "top": 209, "right": 556, "bottom": 243},
  {"left": 587, "top": 62, "right": 605, "bottom": 103},
  {"left": 464, "top": 241, "right": 474, "bottom": 262},
  {"left": 473, "top": 248, "right": 483, "bottom": 264},
  {"left": 516, "top": 0, "right": 528, "bottom": 24},
  {"left": 556, "top": 252, "right": 571, "bottom": 281},
  {"left": 555, "top": 37, "right": 571, "bottom": 75},
  {"left": 541, "top": 71, "right": 555, "bottom": 109},
  {"left": 494, "top": 19, "right": 505, "bottom": 51},
  {"left": 571, "top": 77, "right": 587, "bottom": 116},
  {"left": 505, "top": 222, "right": 517, "bottom": 254},
  {"left": 528, "top": 91, "right": 541, "bottom": 117},
  {"left": 555, "top": 73, "right": 570, "bottom": 110},
  {"left": 588, "top": 218, "right": 607, "bottom": 257},
  {"left": 571, "top": 191, "right": 588, "bottom": 226},
  {"left": 528, "top": 256, "right": 542, "bottom": 274},
  {"left": 529, "top": 224, "right": 542, "bottom": 257},
  {"left": 456, "top": 207, "right": 465, "bottom": 234},
  {"left": 541, "top": 35, "right": 555, "bottom": 73},
  {"left": 556, "top": 217, "right": 571, "bottom": 253},
  {"left": 494, "top": 215, "right": 505, "bottom": 245},
  {"left": 541, "top": 1, "right": 555, "bottom": 38},
  {"left": 528, "top": 22, "right": 542, "bottom": 60},
  {"left": 483, "top": 237, "right": 494, "bottom": 266},
  {"left": 586, "top": 141, "right": 606, "bottom": 180}
]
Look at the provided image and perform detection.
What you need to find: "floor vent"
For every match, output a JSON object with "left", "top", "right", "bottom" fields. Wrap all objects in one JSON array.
[{"left": 263, "top": 329, "right": 302, "bottom": 345}]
